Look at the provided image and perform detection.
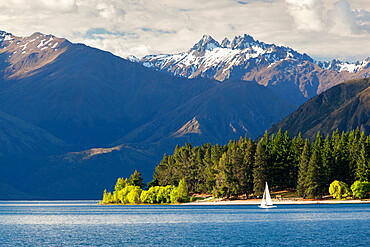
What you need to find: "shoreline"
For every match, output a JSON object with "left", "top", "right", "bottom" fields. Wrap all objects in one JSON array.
[{"left": 185, "top": 199, "right": 370, "bottom": 205}]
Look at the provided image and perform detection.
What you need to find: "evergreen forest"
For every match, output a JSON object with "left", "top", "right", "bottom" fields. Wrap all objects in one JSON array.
[
  {"left": 151, "top": 129, "right": 369, "bottom": 199},
  {"left": 102, "top": 129, "right": 369, "bottom": 204}
]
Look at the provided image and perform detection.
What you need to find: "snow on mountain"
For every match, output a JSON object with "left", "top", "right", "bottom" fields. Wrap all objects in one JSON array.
[
  {"left": 132, "top": 34, "right": 370, "bottom": 105},
  {"left": 137, "top": 34, "right": 314, "bottom": 81},
  {"left": 137, "top": 34, "right": 370, "bottom": 78},
  {"left": 0, "top": 32, "right": 64, "bottom": 55},
  {"left": 318, "top": 58, "right": 370, "bottom": 73},
  {"left": 0, "top": 31, "right": 70, "bottom": 79}
]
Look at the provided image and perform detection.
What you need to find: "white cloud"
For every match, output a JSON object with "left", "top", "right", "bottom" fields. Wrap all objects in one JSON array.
[
  {"left": 286, "top": 0, "right": 370, "bottom": 35},
  {"left": 0, "top": 0, "right": 369, "bottom": 61},
  {"left": 329, "top": 0, "right": 370, "bottom": 35},
  {"left": 0, "top": 0, "right": 77, "bottom": 12},
  {"left": 285, "top": 0, "right": 324, "bottom": 32}
]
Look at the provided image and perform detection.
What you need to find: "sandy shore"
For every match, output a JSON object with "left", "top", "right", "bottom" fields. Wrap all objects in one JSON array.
[{"left": 186, "top": 199, "right": 370, "bottom": 205}]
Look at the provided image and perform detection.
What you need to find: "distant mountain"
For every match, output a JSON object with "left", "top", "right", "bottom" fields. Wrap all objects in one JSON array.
[
  {"left": 131, "top": 34, "right": 370, "bottom": 105},
  {"left": 267, "top": 78, "right": 370, "bottom": 139},
  {"left": 115, "top": 80, "right": 295, "bottom": 149},
  {"left": 0, "top": 31, "right": 296, "bottom": 199}
]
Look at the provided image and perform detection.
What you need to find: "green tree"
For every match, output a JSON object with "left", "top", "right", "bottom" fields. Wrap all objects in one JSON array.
[
  {"left": 177, "top": 178, "right": 189, "bottom": 203},
  {"left": 118, "top": 185, "right": 136, "bottom": 203},
  {"left": 253, "top": 140, "right": 268, "bottom": 196},
  {"left": 170, "top": 187, "right": 180, "bottom": 203},
  {"left": 127, "top": 186, "right": 142, "bottom": 204},
  {"left": 329, "top": 180, "right": 350, "bottom": 199},
  {"left": 163, "top": 185, "right": 176, "bottom": 203},
  {"left": 128, "top": 170, "right": 146, "bottom": 189},
  {"left": 243, "top": 139, "right": 255, "bottom": 198},
  {"left": 230, "top": 145, "right": 244, "bottom": 197},
  {"left": 306, "top": 149, "right": 322, "bottom": 199},
  {"left": 203, "top": 148, "right": 216, "bottom": 193},
  {"left": 356, "top": 144, "right": 369, "bottom": 182},
  {"left": 351, "top": 181, "right": 370, "bottom": 200},
  {"left": 321, "top": 135, "right": 334, "bottom": 188},
  {"left": 114, "top": 177, "right": 127, "bottom": 192},
  {"left": 140, "top": 190, "right": 149, "bottom": 203},
  {"left": 290, "top": 133, "right": 305, "bottom": 188},
  {"left": 297, "top": 140, "right": 311, "bottom": 198},
  {"left": 214, "top": 152, "right": 230, "bottom": 198},
  {"left": 102, "top": 189, "right": 114, "bottom": 204}
]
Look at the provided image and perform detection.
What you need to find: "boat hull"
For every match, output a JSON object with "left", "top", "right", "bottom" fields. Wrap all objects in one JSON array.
[{"left": 258, "top": 205, "right": 277, "bottom": 208}]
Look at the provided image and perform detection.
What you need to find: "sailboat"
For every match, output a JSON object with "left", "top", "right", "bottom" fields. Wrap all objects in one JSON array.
[{"left": 258, "top": 182, "right": 277, "bottom": 208}]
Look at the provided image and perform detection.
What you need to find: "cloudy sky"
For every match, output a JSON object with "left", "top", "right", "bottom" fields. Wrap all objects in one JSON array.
[{"left": 1, "top": 0, "right": 369, "bottom": 62}]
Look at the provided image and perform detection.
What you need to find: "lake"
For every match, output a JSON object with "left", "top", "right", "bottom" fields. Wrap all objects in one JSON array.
[{"left": 0, "top": 201, "right": 369, "bottom": 246}]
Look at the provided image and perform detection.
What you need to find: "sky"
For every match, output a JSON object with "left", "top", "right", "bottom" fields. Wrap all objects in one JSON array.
[{"left": 0, "top": 0, "right": 370, "bottom": 62}]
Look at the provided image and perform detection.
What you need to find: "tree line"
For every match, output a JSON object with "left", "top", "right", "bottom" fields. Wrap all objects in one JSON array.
[
  {"left": 101, "top": 170, "right": 191, "bottom": 204},
  {"left": 151, "top": 129, "right": 369, "bottom": 199}
]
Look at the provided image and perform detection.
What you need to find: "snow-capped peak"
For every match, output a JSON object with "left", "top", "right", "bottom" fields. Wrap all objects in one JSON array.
[
  {"left": 134, "top": 34, "right": 369, "bottom": 84},
  {"left": 137, "top": 34, "right": 317, "bottom": 80},
  {"left": 221, "top": 38, "right": 231, "bottom": 48},
  {"left": 0, "top": 31, "right": 14, "bottom": 43},
  {"left": 127, "top": 55, "right": 140, "bottom": 62},
  {"left": 317, "top": 58, "right": 370, "bottom": 73},
  {"left": 230, "top": 34, "right": 256, "bottom": 49},
  {"left": 190, "top": 35, "right": 221, "bottom": 53}
]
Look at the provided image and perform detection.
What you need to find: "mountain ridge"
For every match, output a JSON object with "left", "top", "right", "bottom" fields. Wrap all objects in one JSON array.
[
  {"left": 0, "top": 31, "right": 298, "bottom": 199},
  {"left": 131, "top": 34, "right": 370, "bottom": 105},
  {"left": 267, "top": 78, "right": 370, "bottom": 139}
]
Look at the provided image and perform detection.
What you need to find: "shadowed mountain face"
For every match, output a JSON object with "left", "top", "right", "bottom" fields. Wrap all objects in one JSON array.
[
  {"left": 0, "top": 32, "right": 297, "bottom": 199},
  {"left": 133, "top": 34, "right": 370, "bottom": 105},
  {"left": 0, "top": 109, "right": 69, "bottom": 200},
  {"left": 0, "top": 32, "right": 219, "bottom": 148},
  {"left": 268, "top": 78, "right": 370, "bottom": 139},
  {"left": 0, "top": 110, "right": 67, "bottom": 156},
  {"left": 115, "top": 80, "right": 295, "bottom": 152}
]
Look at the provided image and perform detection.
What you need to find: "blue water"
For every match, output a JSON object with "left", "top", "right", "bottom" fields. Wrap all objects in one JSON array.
[{"left": 0, "top": 201, "right": 369, "bottom": 246}]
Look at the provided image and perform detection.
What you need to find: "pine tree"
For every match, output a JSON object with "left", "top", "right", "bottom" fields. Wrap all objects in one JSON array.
[
  {"left": 306, "top": 150, "right": 322, "bottom": 199},
  {"left": 290, "top": 133, "right": 305, "bottom": 188},
  {"left": 128, "top": 170, "right": 145, "bottom": 189},
  {"left": 269, "top": 129, "right": 284, "bottom": 190},
  {"left": 297, "top": 140, "right": 311, "bottom": 198},
  {"left": 356, "top": 143, "right": 369, "bottom": 182},
  {"left": 321, "top": 135, "right": 334, "bottom": 188},
  {"left": 202, "top": 147, "right": 215, "bottom": 194},
  {"left": 253, "top": 140, "right": 268, "bottom": 196},
  {"left": 214, "top": 152, "right": 234, "bottom": 198},
  {"left": 243, "top": 139, "right": 255, "bottom": 198},
  {"left": 230, "top": 146, "right": 244, "bottom": 196}
]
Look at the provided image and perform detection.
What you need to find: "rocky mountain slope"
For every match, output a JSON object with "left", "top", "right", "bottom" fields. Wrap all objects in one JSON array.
[
  {"left": 132, "top": 34, "right": 370, "bottom": 105},
  {"left": 267, "top": 78, "right": 370, "bottom": 139},
  {"left": 0, "top": 31, "right": 296, "bottom": 199}
]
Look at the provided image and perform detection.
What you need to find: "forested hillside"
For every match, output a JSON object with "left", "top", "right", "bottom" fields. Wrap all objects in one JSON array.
[{"left": 268, "top": 78, "right": 370, "bottom": 139}]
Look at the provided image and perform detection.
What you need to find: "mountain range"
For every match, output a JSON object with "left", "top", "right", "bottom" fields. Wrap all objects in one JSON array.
[
  {"left": 131, "top": 34, "right": 370, "bottom": 105},
  {"left": 0, "top": 31, "right": 368, "bottom": 199},
  {"left": 0, "top": 31, "right": 296, "bottom": 199}
]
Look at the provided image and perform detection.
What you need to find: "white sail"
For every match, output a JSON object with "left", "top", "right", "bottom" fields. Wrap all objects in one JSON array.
[
  {"left": 265, "top": 182, "right": 273, "bottom": 206},
  {"left": 258, "top": 182, "right": 277, "bottom": 208},
  {"left": 260, "top": 188, "right": 266, "bottom": 207}
]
